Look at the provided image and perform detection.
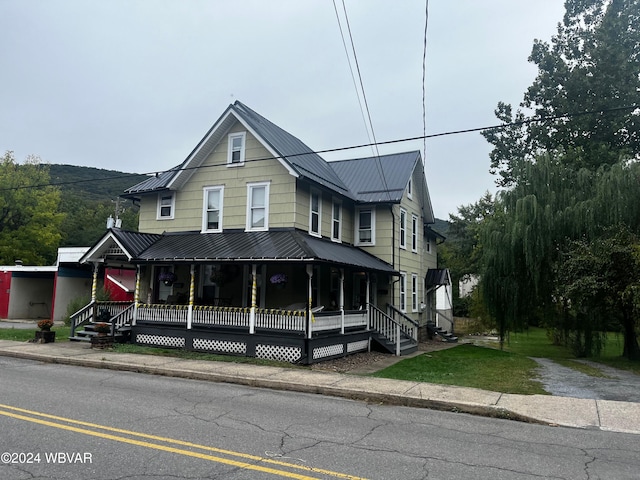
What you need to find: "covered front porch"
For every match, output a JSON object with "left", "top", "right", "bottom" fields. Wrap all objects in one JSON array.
[{"left": 75, "top": 228, "right": 419, "bottom": 363}]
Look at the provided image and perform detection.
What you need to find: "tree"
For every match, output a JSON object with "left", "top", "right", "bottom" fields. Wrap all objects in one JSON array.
[
  {"left": 482, "top": 0, "right": 640, "bottom": 187},
  {"left": 0, "top": 151, "right": 64, "bottom": 265}
]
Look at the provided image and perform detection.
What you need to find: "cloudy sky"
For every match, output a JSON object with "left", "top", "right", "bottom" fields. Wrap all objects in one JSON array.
[{"left": 1, "top": 1, "right": 565, "bottom": 219}]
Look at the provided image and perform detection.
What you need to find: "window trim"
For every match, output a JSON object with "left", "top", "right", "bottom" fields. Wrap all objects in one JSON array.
[
  {"left": 411, "top": 214, "right": 419, "bottom": 252},
  {"left": 309, "top": 188, "right": 322, "bottom": 237},
  {"left": 399, "top": 272, "right": 407, "bottom": 313},
  {"left": 355, "top": 207, "right": 375, "bottom": 246},
  {"left": 201, "top": 186, "right": 224, "bottom": 233},
  {"left": 246, "top": 181, "right": 270, "bottom": 232},
  {"left": 227, "top": 132, "right": 246, "bottom": 166},
  {"left": 411, "top": 273, "right": 419, "bottom": 312},
  {"left": 399, "top": 208, "right": 407, "bottom": 250},
  {"left": 331, "top": 199, "right": 342, "bottom": 242},
  {"left": 157, "top": 192, "right": 175, "bottom": 220},
  {"left": 407, "top": 177, "right": 413, "bottom": 199}
]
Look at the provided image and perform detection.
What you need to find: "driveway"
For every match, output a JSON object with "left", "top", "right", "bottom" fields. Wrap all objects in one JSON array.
[{"left": 532, "top": 357, "right": 640, "bottom": 403}]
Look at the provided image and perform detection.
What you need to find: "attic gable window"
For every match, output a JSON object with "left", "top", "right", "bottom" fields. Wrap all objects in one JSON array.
[
  {"left": 407, "top": 177, "right": 413, "bottom": 199},
  {"left": 157, "top": 192, "right": 175, "bottom": 220},
  {"left": 228, "top": 132, "right": 246, "bottom": 166}
]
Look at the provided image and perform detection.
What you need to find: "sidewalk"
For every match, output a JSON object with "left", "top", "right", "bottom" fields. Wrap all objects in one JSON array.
[{"left": 1, "top": 339, "right": 639, "bottom": 435}]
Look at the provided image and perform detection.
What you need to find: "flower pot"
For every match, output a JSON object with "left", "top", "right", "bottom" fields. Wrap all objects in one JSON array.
[{"left": 35, "top": 331, "right": 55, "bottom": 343}]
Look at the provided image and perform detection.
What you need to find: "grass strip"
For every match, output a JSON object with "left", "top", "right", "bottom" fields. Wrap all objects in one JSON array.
[{"left": 372, "top": 344, "right": 547, "bottom": 395}]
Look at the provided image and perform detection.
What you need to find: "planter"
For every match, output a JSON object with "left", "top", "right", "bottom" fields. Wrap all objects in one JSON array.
[
  {"left": 91, "top": 335, "right": 114, "bottom": 349},
  {"left": 35, "top": 331, "right": 55, "bottom": 343}
]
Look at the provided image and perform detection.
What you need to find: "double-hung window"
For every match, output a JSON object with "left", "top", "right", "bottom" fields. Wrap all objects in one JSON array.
[
  {"left": 400, "top": 208, "right": 407, "bottom": 249},
  {"left": 202, "top": 186, "right": 224, "bottom": 232},
  {"left": 331, "top": 200, "right": 342, "bottom": 242},
  {"left": 228, "top": 132, "right": 246, "bottom": 166},
  {"left": 310, "top": 189, "right": 321, "bottom": 236},
  {"left": 356, "top": 207, "right": 375, "bottom": 245},
  {"left": 400, "top": 272, "right": 407, "bottom": 313},
  {"left": 411, "top": 214, "right": 418, "bottom": 252},
  {"left": 157, "top": 192, "right": 175, "bottom": 220},
  {"left": 246, "top": 182, "right": 269, "bottom": 231},
  {"left": 411, "top": 274, "right": 419, "bottom": 312}
]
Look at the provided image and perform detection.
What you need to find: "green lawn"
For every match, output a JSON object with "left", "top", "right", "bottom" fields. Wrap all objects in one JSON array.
[
  {"left": 373, "top": 344, "right": 547, "bottom": 395},
  {"left": 0, "top": 325, "right": 71, "bottom": 342}
]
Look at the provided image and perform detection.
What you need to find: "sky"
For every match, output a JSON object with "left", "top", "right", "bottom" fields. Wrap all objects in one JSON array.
[{"left": 0, "top": 1, "right": 566, "bottom": 219}]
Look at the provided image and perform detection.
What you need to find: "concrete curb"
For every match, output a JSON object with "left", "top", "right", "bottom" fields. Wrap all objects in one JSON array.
[{"left": 1, "top": 342, "right": 639, "bottom": 434}]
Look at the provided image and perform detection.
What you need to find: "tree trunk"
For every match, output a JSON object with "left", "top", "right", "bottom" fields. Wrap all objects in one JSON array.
[{"left": 621, "top": 311, "right": 640, "bottom": 361}]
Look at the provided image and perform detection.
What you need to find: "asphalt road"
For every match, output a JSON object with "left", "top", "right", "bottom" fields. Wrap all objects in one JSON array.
[{"left": 0, "top": 357, "right": 639, "bottom": 479}]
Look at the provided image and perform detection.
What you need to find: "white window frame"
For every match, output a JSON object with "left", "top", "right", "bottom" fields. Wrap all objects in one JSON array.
[
  {"left": 407, "top": 177, "right": 413, "bottom": 199},
  {"left": 201, "top": 186, "right": 224, "bottom": 233},
  {"left": 426, "top": 238, "right": 432, "bottom": 254},
  {"left": 411, "top": 214, "right": 419, "bottom": 252},
  {"left": 399, "top": 208, "right": 407, "bottom": 250},
  {"left": 157, "top": 192, "right": 175, "bottom": 220},
  {"left": 309, "top": 188, "right": 321, "bottom": 237},
  {"left": 227, "top": 132, "right": 246, "bottom": 166},
  {"left": 331, "top": 199, "right": 342, "bottom": 242},
  {"left": 355, "top": 207, "right": 375, "bottom": 246},
  {"left": 400, "top": 272, "right": 407, "bottom": 313},
  {"left": 411, "top": 273, "right": 418, "bottom": 312},
  {"left": 246, "top": 182, "right": 270, "bottom": 231}
]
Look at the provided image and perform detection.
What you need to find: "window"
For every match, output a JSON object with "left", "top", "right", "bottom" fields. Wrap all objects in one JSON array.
[
  {"left": 202, "top": 186, "right": 224, "bottom": 232},
  {"left": 411, "top": 214, "right": 418, "bottom": 252},
  {"left": 246, "top": 182, "right": 269, "bottom": 231},
  {"left": 425, "top": 238, "right": 432, "bottom": 253},
  {"left": 228, "top": 132, "right": 246, "bottom": 165},
  {"left": 411, "top": 274, "right": 418, "bottom": 312},
  {"left": 157, "top": 193, "right": 174, "bottom": 220},
  {"left": 331, "top": 200, "right": 342, "bottom": 242},
  {"left": 310, "top": 189, "right": 321, "bottom": 236},
  {"left": 356, "top": 208, "right": 375, "bottom": 245},
  {"left": 399, "top": 209, "right": 407, "bottom": 249},
  {"left": 400, "top": 272, "right": 407, "bottom": 312},
  {"left": 407, "top": 177, "right": 413, "bottom": 199}
]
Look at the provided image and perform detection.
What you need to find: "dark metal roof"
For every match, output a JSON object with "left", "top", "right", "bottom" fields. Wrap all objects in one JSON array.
[
  {"left": 231, "top": 102, "right": 351, "bottom": 195},
  {"left": 110, "top": 229, "right": 163, "bottom": 257},
  {"left": 123, "top": 167, "right": 180, "bottom": 196},
  {"left": 425, "top": 268, "right": 450, "bottom": 286},
  {"left": 134, "top": 229, "right": 396, "bottom": 274},
  {"left": 329, "top": 151, "right": 419, "bottom": 203}
]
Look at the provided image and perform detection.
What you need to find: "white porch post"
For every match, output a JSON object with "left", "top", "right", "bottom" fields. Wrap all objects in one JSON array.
[
  {"left": 365, "top": 273, "right": 371, "bottom": 331},
  {"left": 306, "top": 264, "right": 313, "bottom": 339},
  {"left": 339, "top": 268, "right": 345, "bottom": 334},
  {"left": 187, "top": 264, "right": 195, "bottom": 330},
  {"left": 249, "top": 264, "right": 257, "bottom": 334},
  {"left": 132, "top": 265, "right": 141, "bottom": 326}
]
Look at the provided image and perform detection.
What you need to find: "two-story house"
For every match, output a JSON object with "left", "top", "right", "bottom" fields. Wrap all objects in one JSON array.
[{"left": 77, "top": 101, "right": 445, "bottom": 363}]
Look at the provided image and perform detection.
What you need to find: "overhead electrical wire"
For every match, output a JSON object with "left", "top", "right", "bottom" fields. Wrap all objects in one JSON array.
[{"left": 1, "top": 104, "right": 637, "bottom": 193}]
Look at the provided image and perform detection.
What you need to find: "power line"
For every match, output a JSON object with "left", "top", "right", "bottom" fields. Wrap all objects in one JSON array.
[{"left": 1, "top": 104, "right": 637, "bottom": 193}]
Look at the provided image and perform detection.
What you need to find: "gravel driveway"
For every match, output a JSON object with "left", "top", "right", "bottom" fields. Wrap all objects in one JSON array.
[{"left": 532, "top": 357, "right": 640, "bottom": 403}]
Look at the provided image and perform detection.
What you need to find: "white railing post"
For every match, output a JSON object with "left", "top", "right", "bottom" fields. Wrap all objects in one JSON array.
[
  {"left": 396, "top": 322, "right": 401, "bottom": 356},
  {"left": 339, "top": 268, "right": 345, "bottom": 334}
]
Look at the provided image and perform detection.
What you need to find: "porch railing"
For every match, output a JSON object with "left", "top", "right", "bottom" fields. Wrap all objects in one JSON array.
[
  {"left": 192, "top": 306, "right": 250, "bottom": 328},
  {"left": 254, "top": 309, "right": 305, "bottom": 331},
  {"left": 369, "top": 304, "right": 418, "bottom": 356},
  {"left": 137, "top": 304, "right": 189, "bottom": 324},
  {"left": 70, "top": 301, "right": 135, "bottom": 337},
  {"left": 70, "top": 300, "right": 96, "bottom": 337},
  {"left": 312, "top": 310, "right": 368, "bottom": 332},
  {"left": 386, "top": 303, "right": 419, "bottom": 341}
]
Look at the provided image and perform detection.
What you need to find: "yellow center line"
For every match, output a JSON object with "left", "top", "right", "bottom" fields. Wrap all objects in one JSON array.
[{"left": 0, "top": 403, "right": 366, "bottom": 480}]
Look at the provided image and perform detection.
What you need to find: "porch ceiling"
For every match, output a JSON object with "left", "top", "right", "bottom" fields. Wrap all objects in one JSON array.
[{"left": 134, "top": 229, "right": 398, "bottom": 274}]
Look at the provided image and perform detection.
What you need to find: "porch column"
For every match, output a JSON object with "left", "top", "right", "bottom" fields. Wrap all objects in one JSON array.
[
  {"left": 249, "top": 264, "right": 257, "bottom": 334},
  {"left": 306, "top": 264, "right": 313, "bottom": 339},
  {"left": 365, "top": 273, "right": 371, "bottom": 331},
  {"left": 133, "top": 265, "right": 141, "bottom": 326},
  {"left": 91, "top": 262, "right": 99, "bottom": 302},
  {"left": 339, "top": 268, "right": 345, "bottom": 334},
  {"left": 187, "top": 264, "right": 195, "bottom": 330}
]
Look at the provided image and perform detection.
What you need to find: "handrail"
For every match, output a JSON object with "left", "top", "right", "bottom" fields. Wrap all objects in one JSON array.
[
  {"left": 386, "top": 303, "right": 419, "bottom": 327},
  {"left": 369, "top": 304, "right": 417, "bottom": 355},
  {"left": 69, "top": 300, "right": 96, "bottom": 337}
]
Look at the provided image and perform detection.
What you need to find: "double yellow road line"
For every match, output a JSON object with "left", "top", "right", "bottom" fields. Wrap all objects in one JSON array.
[{"left": 0, "top": 403, "right": 366, "bottom": 479}]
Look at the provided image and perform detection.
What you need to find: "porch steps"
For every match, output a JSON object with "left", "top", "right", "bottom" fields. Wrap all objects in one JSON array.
[
  {"left": 370, "top": 331, "right": 418, "bottom": 356},
  {"left": 426, "top": 321, "right": 458, "bottom": 343},
  {"left": 69, "top": 323, "right": 130, "bottom": 343}
]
